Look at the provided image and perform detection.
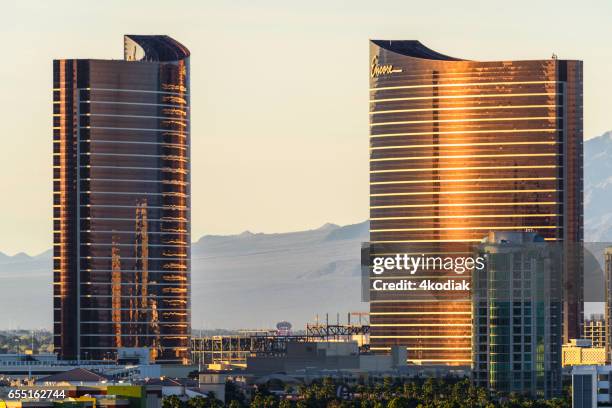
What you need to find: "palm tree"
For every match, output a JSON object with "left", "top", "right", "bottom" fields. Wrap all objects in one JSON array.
[{"left": 162, "top": 395, "right": 183, "bottom": 408}]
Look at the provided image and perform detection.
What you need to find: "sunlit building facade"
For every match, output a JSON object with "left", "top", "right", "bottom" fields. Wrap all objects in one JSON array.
[
  {"left": 368, "top": 40, "right": 583, "bottom": 365},
  {"left": 562, "top": 339, "right": 606, "bottom": 368},
  {"left": 53, "top": 35, "right": 191, "bottom": 363}
]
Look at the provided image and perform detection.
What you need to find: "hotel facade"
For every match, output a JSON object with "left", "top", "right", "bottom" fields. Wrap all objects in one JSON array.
[
  {"left": 368, "top": 40, "right": 583, "bottom": 365},
  {"left": 53, "top": 35, "right": 191, "bottom": 363}
]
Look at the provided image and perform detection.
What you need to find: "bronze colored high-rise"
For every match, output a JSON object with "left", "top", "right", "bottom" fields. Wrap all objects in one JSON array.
[
  {"left": 368, "top": 40, "right": 583, "bottom": 365},
  {"left": 53, "top": 35, "right": 190, "bottom": 363}
]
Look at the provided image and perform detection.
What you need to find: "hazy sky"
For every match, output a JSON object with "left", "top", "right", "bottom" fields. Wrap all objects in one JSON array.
[{"left": 1, "top": 0, "right": 611, "bottom": 255}]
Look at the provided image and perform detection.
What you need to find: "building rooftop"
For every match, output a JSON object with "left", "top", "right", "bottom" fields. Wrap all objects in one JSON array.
[
  {"left": 124, "top": 35, "right": 190, "bottom": 62},
  {"left": 371, "top": 40, "right": 462, "bottom": 61},
  {"left": 36, "top": 368, "right": 109, "bottom": 384}
]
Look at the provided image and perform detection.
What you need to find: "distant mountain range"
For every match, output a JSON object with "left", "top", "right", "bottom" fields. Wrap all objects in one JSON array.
[
  {"left": 0, "top": 222, "right": 369, "bottom": 330},
  {"left": 585, "top": 130, "right": 612, "bottom": 241},
  {"left": 3, "top": 131, "right": 612, "bottom": 329}
]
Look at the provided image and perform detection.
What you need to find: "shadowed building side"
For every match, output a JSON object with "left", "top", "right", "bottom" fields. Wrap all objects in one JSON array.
[{"left": 53, "top": 35, "right": 191, "bottom": 363}]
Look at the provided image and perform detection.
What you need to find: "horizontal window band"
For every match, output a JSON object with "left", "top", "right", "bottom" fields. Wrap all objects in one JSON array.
[
  {"left": 369, "top": 104, "right": 558, "bottom": 115},
  {"left": 80, "top": 321, "right": 188, "bottom": 324},
  {"left": 81, "top": 126, "right": 186, "bottom": 135},
  {"left": 408, "top": 359, "right": 472, "bottom": 363},
  {"left": 370, "top": 299, "right": 471, "bottom": 303},
  {"left": 83, "top": 140, "right": 187, "bottom": 148},
  {"left": 80, "top": 152, "right": 187, "bottom": 160},
  {"left": 80, "top": 256, "right": 187, "bottom": 261},
  {"left": 79, "top": 230, "right": 187, "bottom": 235},
  {"left": 371, "top": 189, "right": 558, "bottom": 197},
  {"left": 369, "top": 80, "right": 560, "bottom": 92},
  {"left": 81, "top": 205, "right": 187, "bottom": 210},
  {"left": 53, "top": 266, "right": 191, "bottom": 272},
  {"left": 371, "top": 214, "right": 559, "bottom": 221},
  {"left": 80, "top": 282, "right": 187, "bottom": 286},
  {"left": 370, "top": 165, "right": 557, "bottom": 174},
  {"left": 371, "top": 116, "right": 557, "bottom": 127},
  {"left": 370, "top": 92, "right": 558, "bottom": 103},
  {"left": 370, "top": 324, "right": 471, "bottom": 327},
  {"left": 370, "top": 141, "right": 558, "bottom": 150},
  {"left": 79, "top": 308, "right": 187, "bottom": 311},
  {"left": 56, "top": 218, "right": 186, "bottom": 224},
  {"left": 82, "top": 217, "right": 186, "bottom": 222},
  {"left": 372, "top": 70, "right": 549, "bottom": 81},
  {"left": 370, "top": 177, "right": 558, "bottom": 185},
  {"left": 83, "top": 100, "right": 189, "bottom": 108},
  {"left": 79, "top": 87, "right": 188, "bottom": 96},
  {"left": 81, "top": 113, "right": 189, "bottom": 121},
  {"left": 370, "top": 312, "right": 471, "bottom": 315},
  {"left": 371, "top": 239, "right": 480, "bottom": 243},
  {"left": 370, "top": 153, "right": 558, "bottom": 162},
  {"left": 81, "top": 295, "right": 186, "bottom": 299},
  {"left": 82, "top": 243, "right": 187, "bottom": 248},
  {"left": 80, "top": 152, "right": 189, "bottom": 163},
  {"left": 79, "top": 165, "right": 188, "bottom": 172},
  {"left": 370, "top": 225, "right": 558, "bottom": 233},
  {"left": 404, "top": 347, "right": 472, "bottom": 351},
  {"left": 79, "top": 334, "right": 188, "bottom": 338},
  {"left": 370, "top": 128, "right": 557, "bottom": 139},
  {"left": 370, "top": 335, "right": 471, "bottom": 339},
  {"left": 57, "top": 269, "right": 187, "bottom": 273},
  {"left": 82, "top": 178, "right": 189, "bottom": 184},
  {"left": 370, "top": 201, "right": 558, "bottom": 209},
  {"left": 80, "top": 191, "right": 188, "bottom": 196},
  {"left": 370, "top": 238, "right": 559, "bottom": 244},
  {"left": 77, "top": 347, "right": 188, "bottom": 350}
]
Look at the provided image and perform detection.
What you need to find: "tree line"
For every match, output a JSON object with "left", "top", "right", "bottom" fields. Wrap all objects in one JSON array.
[{"left": 163, "top": 377, "right": 570, "bottom": 408}]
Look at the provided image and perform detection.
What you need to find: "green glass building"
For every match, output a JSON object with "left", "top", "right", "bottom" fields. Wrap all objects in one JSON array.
[{"left": 473, "top": 232, "right": 562, "bottom": 398}]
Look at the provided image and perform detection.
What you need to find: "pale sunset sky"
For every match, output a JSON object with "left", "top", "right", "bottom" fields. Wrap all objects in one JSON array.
[{"left": 1, "top": 0, "right": 611, "bottom": 255}]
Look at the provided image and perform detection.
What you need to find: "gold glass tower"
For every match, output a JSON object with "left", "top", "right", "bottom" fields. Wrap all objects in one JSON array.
[
  {"left": 53, "top": 35, "right": 190, "bottom": 363},
  {"left": 368, "top": 40, "right": 583, "bottom": 365}
]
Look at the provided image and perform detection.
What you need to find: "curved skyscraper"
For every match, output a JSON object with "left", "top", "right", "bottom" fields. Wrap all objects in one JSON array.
[
  {"left": 53, "top": 35, "right": 190, "bottom": 363},
  {"left": 368, "top": 40, "right": 582, "bottom": 365}
]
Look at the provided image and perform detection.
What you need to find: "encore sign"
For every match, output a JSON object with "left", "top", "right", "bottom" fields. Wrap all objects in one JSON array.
[{"left": 370, "top": 56, "right": 403, "bottom": 78}]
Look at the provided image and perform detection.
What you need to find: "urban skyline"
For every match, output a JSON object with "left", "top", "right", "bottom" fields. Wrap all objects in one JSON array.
[
  {"left": 0, "top": 2, "right": 611, "bottom": 406},
  {"left": 1, "top": 0, "right": 611, "bottom": 256}
]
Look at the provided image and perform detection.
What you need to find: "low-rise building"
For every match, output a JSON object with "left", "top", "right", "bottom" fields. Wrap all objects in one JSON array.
[
  {"left": 563, "top": 339, "right": 607, "bottom": 367},
  {"left": 584, "top": 317, "right": 607, "bottom": 349},
  {"left": 571, "top": 365, "right": 612, "bottom": 408}
]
